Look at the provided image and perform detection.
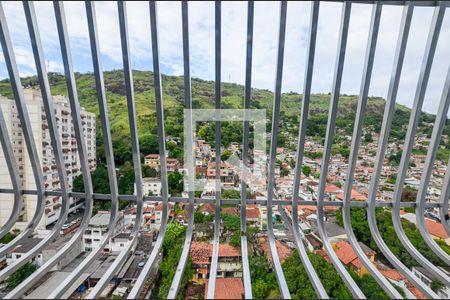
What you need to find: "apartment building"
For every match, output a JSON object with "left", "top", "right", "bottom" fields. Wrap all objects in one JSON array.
[
  {"left": 134, "top": 177, "right": 162, "bottom": 197},
  {"left": 0, "top": 88, "right": 96, "bottom": 230},
  {"left": 82, "top": 211, "right": 124, "bottom": 252}
]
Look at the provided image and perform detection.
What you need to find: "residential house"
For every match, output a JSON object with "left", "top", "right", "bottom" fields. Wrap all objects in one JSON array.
[
  {"left": 82, "top": 211, "right": 124, "bottom": 252},
  {"left": 333, "top": 240, "right": 376, "bottom": 277},
  {"left": 190, "top": 242, "right": 242, "bottom": 281}
]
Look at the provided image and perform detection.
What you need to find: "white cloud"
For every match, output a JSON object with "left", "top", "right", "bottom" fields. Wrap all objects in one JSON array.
[{"left": 0, "top": 1, "right": 449, "bottom": 117}]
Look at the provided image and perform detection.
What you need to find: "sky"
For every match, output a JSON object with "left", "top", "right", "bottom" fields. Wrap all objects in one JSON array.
[{"left": 1, "top": 1, "right": 450, "bottom": 116}]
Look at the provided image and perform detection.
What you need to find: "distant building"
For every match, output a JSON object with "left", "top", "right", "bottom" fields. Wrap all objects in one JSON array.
[
  {"left": 206, "top": 161, "right": 236, "bottom": 187},
  {"left": 190, "top": 242, "right": 242, "bottom": 281},
  {"left": 0, "top": 89, "right": 96, "bottom": 229},
  {"left": 82, "top": 211, "right": 123, "bottom": 252},
  {"left": 134, "top": 177, "right": 161, "bottom": 197},
  {"left": 413, "top": 266, "right": 450, "bottom": 298},
  {"left": 144, "top": 154, "right": 180, "bottom": 172},
  {"left": 6, "top": 238, "right": 43, "bottom": 266},
  {"left": 333, "top": 240, "right": 376, "bottom": 277}
]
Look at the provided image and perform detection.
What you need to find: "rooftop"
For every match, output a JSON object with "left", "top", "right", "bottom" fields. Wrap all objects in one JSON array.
[
  {"left": 88, "top": 212, "right": 112, "bottom": 228},
  {"left": 204, "top": 278, "right": 244, "bottom": 299}
]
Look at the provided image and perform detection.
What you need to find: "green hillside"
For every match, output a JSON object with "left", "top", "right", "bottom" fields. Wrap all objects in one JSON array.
[{"left": 0, "top": 70, "right": 449, "bottom": 166}]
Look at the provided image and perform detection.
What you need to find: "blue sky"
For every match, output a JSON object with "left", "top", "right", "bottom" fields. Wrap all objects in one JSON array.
[{"left": 1, "top": 1, "right": 450, "bottom": 116}]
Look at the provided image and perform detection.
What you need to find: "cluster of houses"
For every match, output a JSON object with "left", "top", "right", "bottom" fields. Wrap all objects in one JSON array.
[{"left": 4, "top": 130, "right": 447, "bottom": 299}]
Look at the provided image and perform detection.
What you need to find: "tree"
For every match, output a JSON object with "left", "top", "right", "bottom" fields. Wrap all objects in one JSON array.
[
  {"left": 388, "top": 152, "right": 402, "bottom": 166},
  {"left": 350, "top": 271, "right": 389, "bottom": 299},
  {"left": 364, "top": 133, "right": 373, "bottom": 143},
  {"left": 72, "top": 164, "right": 110, "bottom": 193},
  {"left": 283, "top": 250, "right": 352, "bottom": 299},
  {"left": 221, "top": 149, "right": 232, "bottom": 161},
  {"left": 168, "top": 171, "right": 183, "bottom": 195},
  {"left": 337, "top": 207, "right": 450, "bottom": 268},
  {"left": 221, "top": 189, "right": 240, "bottom": 200},
  {"left": 280, "top": 167, "right": 289, "bottom": 177},
  {"left": 249, "top": 255, "right": 279, "bottom": 299},
  {"left": 302, "top": 165, "right": 311, "bottom": 177},
  {"left": 118, "top": 161, "right": 135, "bottom": 195},
  {"left": 0, "top": 230, "right": 19, "bottom": 244},
  {"left": 431, "top": 279, "right": 444, "bottom": 293},
  {"left": 155, "top": 223, "right": 193, "bottom": 299},
  {"left": 339, "top": 145, "right": 350, "bottom": 159},
  {"left": 142, "top": 165, "right": 157, "bottom": 178},
  {"left": 7, "top": 262, "right": 36, "bottom": 289}
]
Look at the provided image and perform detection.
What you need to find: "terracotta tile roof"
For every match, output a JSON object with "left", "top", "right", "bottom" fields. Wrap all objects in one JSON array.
[
  {"left": 406, "top": 280, "right": 425, "bottom": 299},
  {"left": 205, "top": 278, "right": 244, "bottom": 299},
  {"left": 190, "top": 242, "right": 211, "bottom": 264},
  {"left": 207, "top": 161, "right": 231, "bottom": 169},
  {"left": 259, "top": 238, "right": 292, "bottom": 264},
  {"left": 334, "top": 240, "right": 375, "bottom": 266},
  {"left": 155, "top": 202, "right": 172, "bottom": 211},
  {"left": 423, "top": 218, "right": 448, "bottom": 239},
  {"left": 336, "top": 189, "right": 366, "bottom": 201},
  {"left": 199, "top": 203, "right": 215, "bottom": 214},
  {"left": 190, "top": 242, "right": 240, "bottom": 265},
  {"left": 335, "top": 241, "right": 357, "bottom": 264},
  {"left": 325, "top": 184, "right": 341, "bottom": 193},
  {"left": 246, "top": 207, "right": 260, "bottom": 219},
  {"left": 127, "top": 205, "right": 154, "bottom": 215},
  {"left": 219, "top": 244, "right": 241, "bottom": 257},
  {"left": 378, "top": 268, "right": 404, "bottom": 281},
  {"left": 314, "top": 249, "right": 331, "bottom": 263},
  {"left": 350, "top": 258, "right": 363, "bottom": 269},
  {"left": 222, "top": 207, "right": 238, "bottom": 216}
]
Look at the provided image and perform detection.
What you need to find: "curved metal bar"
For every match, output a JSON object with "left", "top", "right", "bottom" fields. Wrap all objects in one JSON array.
[
  {"left": 390, "top": 2, "right": 450, "bottom": 286},
  {"left": 341, "top": 3, "right": 403, "bottom": 298},
  {"left": 85, "top": 2, "right": 144, "bottom": 298},
  {"left": 440, "top": 157, "right": 450, "bottom": 237},
  {"left": 0, "top": 2, "right": 46, "bottom": 259},
  {"left": 205, "top": 2, "right": 223, "bottom": 299},
  {"left": 46, "top": 2, "right": 120, "bottom": 298},
  {"left": 290, "top": 2, "right": 328, "bottom": 298},
  {"left": 414, "top": 65, "right": 450, "bottom": 265},
  {"left": 3, "top": 1, "right": 87, "bottom": 297},
  {"left": 0, "top": 3, "right": 76, "bottom": 281},
  {"left": 314, "top": 2, "right": 365, "bottom": 298},
  {"left": 365, "top": 3, "right": 438, "bottom": 298},
  {"left": 167, "top": 1, "right": 195, "bottom": 298},
  {"left": 239, "top": 2, "right": 254, "bottom": 299},
  {"left": 0, "top": 102, "right": 23, "bottom": 240},
  {"left": 127, "top": 2, "right": 170, "bottom": 298},
  {"left": 265, "top": 2, "right": 291, "bottom": 298}
]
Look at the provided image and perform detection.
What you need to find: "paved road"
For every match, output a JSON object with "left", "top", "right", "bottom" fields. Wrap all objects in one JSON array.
[{"left": 46, "top": 208, "right": 85, "bottom": 230}]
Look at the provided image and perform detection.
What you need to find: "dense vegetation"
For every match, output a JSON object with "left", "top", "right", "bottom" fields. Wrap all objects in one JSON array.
[
  {"left": 153, "top": 222, "right": 193, "bottom": 299},
  {"left": 250, "top": 249, "right": 392, "bottom": 299},
  {"left": 337, "top": 207, "right": 450, "bottom": 268},
  {"left": 2, "top": 70, "right": 449, "bottom": 168},
  {"left": 6, "top": 262, "right": 36, "bottom": 289}
]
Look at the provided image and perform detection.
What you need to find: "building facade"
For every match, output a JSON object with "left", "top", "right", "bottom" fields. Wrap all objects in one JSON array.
[{"left": 0, "top": 89, "right": 96, "bottom": 229}]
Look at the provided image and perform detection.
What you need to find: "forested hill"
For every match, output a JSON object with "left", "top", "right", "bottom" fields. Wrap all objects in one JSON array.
[{"left": 0, "top": 69, "right": 448, "bottom": 166}]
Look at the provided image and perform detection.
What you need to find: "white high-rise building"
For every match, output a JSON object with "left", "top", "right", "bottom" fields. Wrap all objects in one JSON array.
[{"left": 0, "top": 88, "right": 96, "bottom": 229}]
